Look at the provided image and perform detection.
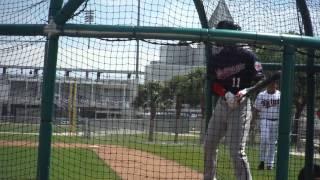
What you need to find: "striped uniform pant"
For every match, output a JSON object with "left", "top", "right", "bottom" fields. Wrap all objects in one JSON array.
[{"left": 204, "top": 97, "right": 252, "bottom": 180}]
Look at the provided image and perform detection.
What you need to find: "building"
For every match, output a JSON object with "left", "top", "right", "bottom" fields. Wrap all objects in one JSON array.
[
  {"left": 0, "top": 66, "right": 137, "bottom": 123},
  {"left": 145, "top": 44, "right": 205, "bottom": 82},
  {"left": 144, "top": 0, "right": 234, "bottom": 82}
]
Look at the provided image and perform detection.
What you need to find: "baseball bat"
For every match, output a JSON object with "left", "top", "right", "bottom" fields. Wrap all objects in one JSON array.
[{"left": 243, "top": 71, "right": 281, "bottom": 97}]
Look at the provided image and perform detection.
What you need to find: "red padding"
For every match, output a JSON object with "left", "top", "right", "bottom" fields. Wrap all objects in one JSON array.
[
  {"left": 316, "top": 111, "right": 320, "bottom": 119},
  {"left": 212, "top": 83, "right": 226, "bottom": 97}
]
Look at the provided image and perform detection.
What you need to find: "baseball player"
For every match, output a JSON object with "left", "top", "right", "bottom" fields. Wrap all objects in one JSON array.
[
  {"left": 298, "top": 164, "right": 320, "bottom": 180},
  {"left": 204, "top": 20, "right": 265, "bottom": 180},
  {"left": 254, "top": 80, "right": 280, "bottom": 170}
]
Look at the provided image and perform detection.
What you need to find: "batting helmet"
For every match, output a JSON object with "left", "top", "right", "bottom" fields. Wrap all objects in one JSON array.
[{"left": 216, "top": 20, "right": 241, "bottom": 30}]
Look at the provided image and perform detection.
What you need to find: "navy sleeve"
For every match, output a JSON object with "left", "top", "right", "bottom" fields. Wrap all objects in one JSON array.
[
  {"left": 244, "top": 49, "right": 265, "bottom": 83},
  {"left": 208, "top": 53, "right": 217, "bottom": 81}
]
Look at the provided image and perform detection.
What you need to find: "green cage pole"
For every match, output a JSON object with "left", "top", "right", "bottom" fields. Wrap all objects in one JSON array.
[
  {"left": 54, "top": 0, "right": 87, "bottom": 25},
  {"left": 0, "top": 24, "right": 44, "bottom": 35},
  {"left": 276, "top": 45, "right": 296, "bottom": 180},
  {"left": 59, "top": 24, "right": 320, "bottom": 48},
  {"left": 296, "top": 0, "right": 315, "bottom": 179},
  {"left": 37, "top": 0, "right": 87, "bottom": 179},
  {"left": 193, "top": 0, "right": 213, "bottom": 136},
  {"left": 1, "top": 24, "right": 320, "bottom": 48},
  {"left": 304, "top": 48, "right": 316, "bottom": 180},
  {"left": 36, "top": 0, "right": 63, "bottom": 179}
]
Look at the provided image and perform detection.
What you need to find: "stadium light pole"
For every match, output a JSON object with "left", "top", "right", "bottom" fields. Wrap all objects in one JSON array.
[
  {"left": 131, "top": 0, "right": 141, "bottom": 119},
  {"left": 84, "top": 10, "right": 94, "bottom": 48},
  {"left": 135, "top": 0, "right": 140, "bottom": 80}
]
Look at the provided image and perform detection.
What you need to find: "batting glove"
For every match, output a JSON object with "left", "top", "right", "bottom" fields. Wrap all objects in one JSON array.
[
  {"left": 236, "top": 88, "right": 248, "bottom": 98},
  {"left": 236, "top": 88, "right": 248, "bottom": 103},
  {"left": 225, "top": 91, "right": 238, "bottom": 109}
]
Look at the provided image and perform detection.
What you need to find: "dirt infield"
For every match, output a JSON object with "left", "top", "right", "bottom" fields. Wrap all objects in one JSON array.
[{"left": 0, "top": 140, "right": 202, "bottom": 180}]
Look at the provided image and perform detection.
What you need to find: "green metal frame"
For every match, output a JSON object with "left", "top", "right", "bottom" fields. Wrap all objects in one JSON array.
[
  {"left": 36, "top": 0, "right": 86, "bottom": 180},
  {"left": 36, "top": 0, "right": 63, "bottom": 179},
  {"left": 1, "top": 24, "right": 320, "bottom": 48},
  {"left": 275, "top": 46, "right": 296, "bottom": 180},
  {"left": 296, "top": 0, "right": 316, "bottom": 179},
  {"left": 54, "top": 0, "right": 87, "bottom": 25},
  {"left": 192, "top": 0, "right": 213, "bottom": 134},
  {"left": 305, "top": 48, "right": 316, "bottom": 180}
]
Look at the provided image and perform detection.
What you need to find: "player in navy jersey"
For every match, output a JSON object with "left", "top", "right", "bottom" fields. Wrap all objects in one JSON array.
[{"left": 204, "top": 20, "right": 265, "bottom": 180}]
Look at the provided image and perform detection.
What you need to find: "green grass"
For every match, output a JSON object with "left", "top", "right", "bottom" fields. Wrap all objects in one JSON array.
[
  {"left": 0, "top": 133, "right": 306, "bottom": 180},
  {"left": 0, "top": 146, "right": 120, "bottom": 180}
]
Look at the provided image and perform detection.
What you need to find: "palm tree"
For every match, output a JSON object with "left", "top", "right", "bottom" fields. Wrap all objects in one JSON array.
[
  {"left": 185, "top": 68, "right": 206, "bottom": 117},
  {"left": 185, "top": 68, "right": 206, "bottom": 142},
  {"left": 168, "top": 75, "right": 189, "bottom": 143},
  {"left": 167, "top": 68, "right": 206, "bottom": 143},
  {"left": 133, "top": 81, "right": 171, "bottom": 142}
]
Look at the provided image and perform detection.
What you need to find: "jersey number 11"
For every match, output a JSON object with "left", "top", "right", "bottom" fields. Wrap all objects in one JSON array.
[{"left": 232, "top": 77, "right": 240, "bottom": 88}]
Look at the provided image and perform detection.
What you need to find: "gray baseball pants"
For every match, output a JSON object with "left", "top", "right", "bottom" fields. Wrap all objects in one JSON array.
[
  {"left": 259, "top": 118, "right": 278, "bottom": 168},
  {"left": 204, "top": 97, "right": 252, "bottom": 180}
]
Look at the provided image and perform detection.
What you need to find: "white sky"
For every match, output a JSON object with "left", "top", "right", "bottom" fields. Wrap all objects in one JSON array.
[{"left": 0, "top": 0, "right": 319, "bottom": 77}]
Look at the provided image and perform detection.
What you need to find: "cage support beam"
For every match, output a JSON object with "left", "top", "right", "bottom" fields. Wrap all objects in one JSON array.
[
  {"left": 192, "top": 0, "right": 213, "bottom": 139},
  {"left": 36, "top": 0, "right": 63, "bottom": 180},
  {"left": 1, "top": 63, "right": 319, "bottom": 73},
  {"left": 276, "top": 45, "right": 296, "bottom": 180},
  {"left": 61, "top": 24, "right": 320, "bottom": 48},
  {"left": 193, "top": 0, "right": 209, "bottom": 28},
  {"left": 1, "top": 24, "right": 320, "bottom": 48},
  {"left": 296, "top": 0, "right": 316, "bottom": 179},
  {"left": 0, "top": 24, "right": 44, "bottom": 36},
  {"left": 54, "top": 0, "right": 87, "bottom": 25}
]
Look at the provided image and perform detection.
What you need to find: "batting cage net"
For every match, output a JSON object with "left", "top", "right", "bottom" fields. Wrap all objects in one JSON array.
[{"left": 0, "top": 0, "right": 320, "bottom": 180}]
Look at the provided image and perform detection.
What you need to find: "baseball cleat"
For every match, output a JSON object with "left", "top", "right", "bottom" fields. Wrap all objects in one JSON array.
[{"left": 258, "top": 161, "right": 264, "bottom": 170}]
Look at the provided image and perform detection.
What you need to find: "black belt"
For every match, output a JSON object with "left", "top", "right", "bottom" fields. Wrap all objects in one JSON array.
[{"left": 266, "top": 118, "right": 278, "bottom": 121}]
